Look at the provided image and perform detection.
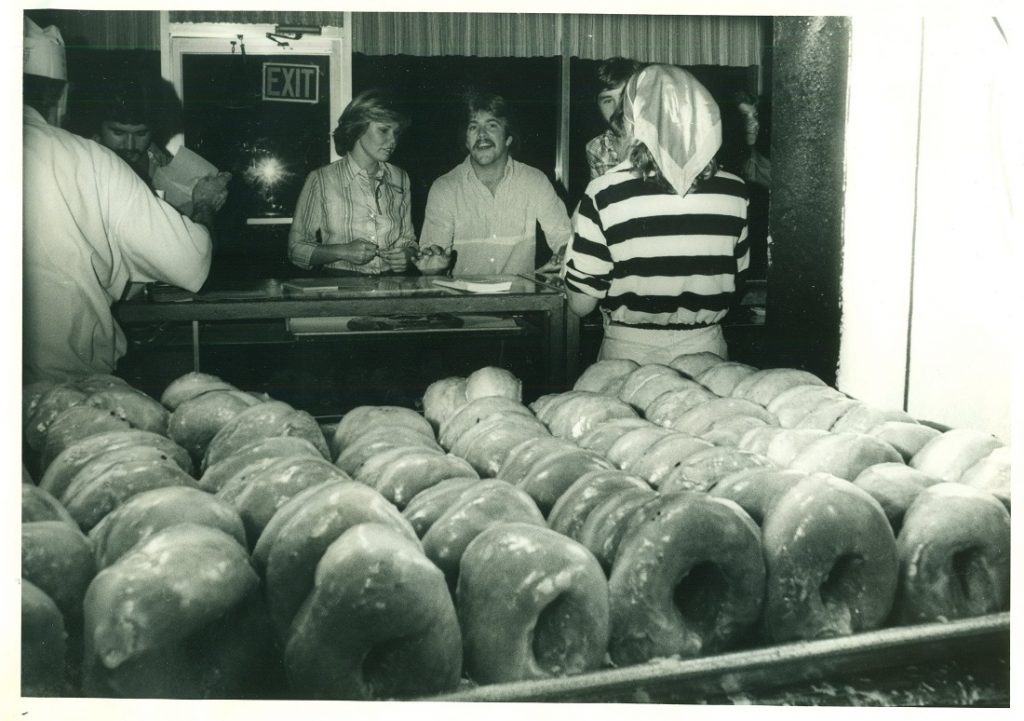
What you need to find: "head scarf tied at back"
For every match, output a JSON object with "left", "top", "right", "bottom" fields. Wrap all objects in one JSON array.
[{"left": 622, "top": 64, "right": 722, "bottom": 197}]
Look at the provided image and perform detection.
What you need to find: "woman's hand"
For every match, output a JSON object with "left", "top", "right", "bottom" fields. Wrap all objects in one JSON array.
[
  {"left": 380, "top": 246, "right": 415, "bottom": 273},
  {"left": 340, "top": 239, "right": 379, "bottom": 265}
]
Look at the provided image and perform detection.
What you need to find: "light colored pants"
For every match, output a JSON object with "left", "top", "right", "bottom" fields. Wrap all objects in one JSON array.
[{"left": 598, "top": 323, "right": 728, "bottom": 365}]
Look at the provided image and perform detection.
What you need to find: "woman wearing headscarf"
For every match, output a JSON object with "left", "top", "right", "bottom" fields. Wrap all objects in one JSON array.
[{"left": 562, "top": 65, "right": 749, "bottom": 363}]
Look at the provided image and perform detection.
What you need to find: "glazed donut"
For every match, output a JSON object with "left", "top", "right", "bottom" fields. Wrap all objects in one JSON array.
[
  {"left": 198, "top": 436, "right": 324, "bottom": 493},
  {"left": 39, "top": 405, "right": 131, "bottom": 473},
  {"left": 83, "top": 523, "right": 274, "bottom": 699},
  {"left": 729, "top": 367, "right": 826, "bottom": 406},
  {"left": 449, "top": 413, "right": 551, "bottom": 477},
  {"left": 543, "top": 392, "right": 639, "bottom": 442},
  {"left": 203, "top": 401, "right": 330, "bottom": 470},
  {"left": 284, "top": 522, "right": 462, "bottom": 699},
  {"left": 334, "top": 426, "right": 440, "bottom": 477},
  {"left": 910, "top": 428, "right": 1004, "bottom": 483},
  {"left": 22, "top": 579, "right": 68, "bottom": 697},
  {"left": 371, "top": 449, "right": 479, "bottom": 509},
  {"left": 331, "top": 405, "right": 435, "bottom": 458},
  {"left": 159, "top": 371, "right": 237, "bottom": 411},
  {"left": 605, "top": 426, "right": 675, "bottom": 470},
  {"left": 456, "top": 522, "right": 609, "bottom": 684},
  {"left": 22, "top": 520, "right": 96, "bottom": 628},
  {"left": 576, "top": 486, "right": 660, "bottom": 573},
  {"left": 667, "top": 351, "right": 725, "bottom": 379},
  {"left": 401, "top": 477, "right": 481, "bottom": 538},
  {"left": 852, "top": 462, "right": 941, "bottom": 533},
  {"left": 168, "top": 389, "right": 262, "bottom": 463},
  {"left": 572, "top": 358, "right": 639, "bottom": 392},
  {"left": 625, "top": 433, "right": 714, "bottom": 488},
  {"left": 498, "top": 436, "right": 580, "bottom": 483},
  {"left": 512, "top": 444, "right": 616, "bottom": 515},
  {"left": 547, "top": 469, "right": 651, "bottom": 540},
  {"left": 464, "top": 365, "right": 523, "bottom": 403},
  {"left": 644, "top": 386, "right": 720, "bottom": 427},
  {"left": 658, "top": 447, "right": 776, "bottom": 494},
  {"left": 439, "top": 396, "right": 537, "bottom": 450},
  {"left": 41, "top": 429, "right": 193, "bottom": 501},
  {"left": 608, "top": 491, "right": 764, "bottom": 665},
  {"left": 422, "top": 479, "right": 545, "bottom": 588},
  {"left": 22, "top": 483, "right": 78, "bottom": 527},
  {"left": 760, "top": 473, "right": 898, "bottom": 643},
  {"left": 894, "top": 483, "right": 1010, "bottom": 625},
  {"left": 421, "top": 376, "right": 469, "bottom": 433},
  {"left": 616, "top": 363, "right": 691, "bottom": 412},
  {"left": 575, "top": 418, "right": 654, "bottom": 456},
  {"left": 89, "top": 486, "right": 247, "bottom": 569},
  {"left": 693, "top": 361, "right": 759, "bottom": 396},
  {"left": 258, "top": 480, "right": 420, "bottom": 638},
  {"left": 708, "top": 469, "right": 809, "bottom": 525}
]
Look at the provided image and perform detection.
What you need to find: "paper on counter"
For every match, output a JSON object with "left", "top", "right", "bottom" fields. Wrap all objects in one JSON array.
[{"left": 432, "top": 279, "right": 512, "bottom": 294}]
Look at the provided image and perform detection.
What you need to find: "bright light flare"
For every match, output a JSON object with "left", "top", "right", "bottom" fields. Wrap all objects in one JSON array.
[{"left": 245, "top": 155, "right": 289, "bottom": 188}]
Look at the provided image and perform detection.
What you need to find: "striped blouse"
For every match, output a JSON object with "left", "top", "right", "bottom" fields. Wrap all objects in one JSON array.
[
  {"left": 288, "top": 155, "right": 417, "bottom": 274},
  {"left": 563, "top": 166, "right": 749, "bottom": 327}
]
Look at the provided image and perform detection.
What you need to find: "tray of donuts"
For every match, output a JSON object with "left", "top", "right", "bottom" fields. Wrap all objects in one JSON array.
[{"left": 20, "top": 361, "right": 1009, "bottom": 703}]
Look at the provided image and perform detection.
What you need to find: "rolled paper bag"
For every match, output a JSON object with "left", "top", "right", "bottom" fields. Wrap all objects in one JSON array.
[{"left": 153, "top": 140, "right": 219, "bottom": 214}]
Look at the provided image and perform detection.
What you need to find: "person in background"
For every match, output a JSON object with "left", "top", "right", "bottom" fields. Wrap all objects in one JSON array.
[
  {"left": 23, "top": 18, "right": 223, "bottom": 383},
  {"left": 585, "top": 57, "right": 646, "bottom": 179},
  {"left": 420, "top": 91, "right": 571, "bottom": 276},
  {"left": 562, "top": 65, "right": 750, "bottom": 363},
  {"left": 88, "top": 64, "right": 232, "bottom": 220},
  {"left": 722, "top": 89, "right": 771, "bottom": 189},
  {"left": 288, "top": 89, "right": 417, "bottom": 275}
]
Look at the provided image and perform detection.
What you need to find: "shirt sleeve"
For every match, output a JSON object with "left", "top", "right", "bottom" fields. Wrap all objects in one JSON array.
[
  {"left": 735, "top": 196, "right": 751, "bottom": 274},
  {"left": 288, "top": 170, "right": 325, "bottom": 269},
  {"left": 585, "top": 135, "right": 604, "bottom": 180},
  {"left": 562, "top": 191, "right": 613, "bottom": 298},
  {"left": 419, "top": 178, "right": 455, "bottom": 250},
  {"left": 533, "top": 174, "right": 572, "bottom": 253},
  {"left": 105, "top": 150, "right": 212, "bottom": 293}
]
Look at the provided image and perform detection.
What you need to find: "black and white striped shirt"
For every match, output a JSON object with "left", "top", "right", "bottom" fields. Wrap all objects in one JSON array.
[{"left": 564, "top": 166, "right": 749, "bottom": 328}]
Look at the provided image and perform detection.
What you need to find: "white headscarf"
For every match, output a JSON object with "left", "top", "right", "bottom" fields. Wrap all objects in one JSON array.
[
  {"left": 622, "top": 65, "right": 722, "bottom": 197},
  {"left": 24, "top": 17, "right": 66, "bottom": 81}
]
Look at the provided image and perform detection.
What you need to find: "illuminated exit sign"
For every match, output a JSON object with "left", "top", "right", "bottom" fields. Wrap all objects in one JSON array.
[{"left": 262, "top": 63, "right": 319, "bottom": 104}]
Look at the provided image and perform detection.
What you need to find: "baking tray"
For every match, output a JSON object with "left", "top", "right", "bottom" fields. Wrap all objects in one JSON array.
[{"left": 433, "top": 612, "right": 1009, "bottom": 703}]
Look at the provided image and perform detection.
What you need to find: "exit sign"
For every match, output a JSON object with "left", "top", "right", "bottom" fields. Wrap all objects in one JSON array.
[{"left": 262, "top": 63, "right": 319, "bottom": 104}]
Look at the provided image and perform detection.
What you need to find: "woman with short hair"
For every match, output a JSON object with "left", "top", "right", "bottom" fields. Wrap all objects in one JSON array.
[
  {"left": 288, "top": 89, "right": 417, "bottom": 274},
  {"left": 562, "top": 65, "right": 750, "bottom": 363}
]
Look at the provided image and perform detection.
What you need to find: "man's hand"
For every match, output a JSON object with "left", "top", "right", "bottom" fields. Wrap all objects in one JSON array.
[
  {"left": 413, "top": 245, "right": 452, "bottom": 275},
  {"left": 191, "top": 171, "right": 232, "bottom": 213}
]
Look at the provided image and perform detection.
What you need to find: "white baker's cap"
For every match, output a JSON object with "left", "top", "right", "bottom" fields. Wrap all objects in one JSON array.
[{"left": 24, "top": 16, "right": 66, "bottom": 81}]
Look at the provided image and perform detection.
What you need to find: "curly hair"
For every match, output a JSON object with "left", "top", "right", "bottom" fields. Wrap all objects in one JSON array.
[
  {"left": 597, "top": 57, "right": 646, "bottom": 91},
  {"left": 333, "top": 89, "right": 411, "bottom": 156}
]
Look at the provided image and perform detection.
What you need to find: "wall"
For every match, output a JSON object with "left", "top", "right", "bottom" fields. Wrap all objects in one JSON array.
[{"left": 839, "top": 16, "right": 1014, "bottom": 441}]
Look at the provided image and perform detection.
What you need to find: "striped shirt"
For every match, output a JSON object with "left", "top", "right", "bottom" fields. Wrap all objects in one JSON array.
[
  {"left": 288, "top": 155, "right": 416, "bottom": 274},
  {"left": 563, "top": 167, "right": 749, "bottom": 327}
]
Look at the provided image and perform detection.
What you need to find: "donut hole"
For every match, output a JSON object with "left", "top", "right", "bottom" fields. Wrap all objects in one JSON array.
[
  {"left": 816, "top": 553, "right": 865, "bottom": 634},
  {"left": 949, "top": 545, "right": 998, "bottom": 615},
  {"left": 672, "top": 562, "right": 729, "bottom": 636},
  {"left": 532, "top": 593, "right": 588, "bottom": 675}
]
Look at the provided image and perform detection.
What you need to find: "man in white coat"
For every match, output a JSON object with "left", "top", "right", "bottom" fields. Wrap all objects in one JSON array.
[{"left": 22, "top": 18, "right": 226, "bottom": 383}]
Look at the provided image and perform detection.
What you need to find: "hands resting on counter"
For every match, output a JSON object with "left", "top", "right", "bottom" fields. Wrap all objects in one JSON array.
[{"left": 189, "top": 172, "right": 233, "bottom": 229}]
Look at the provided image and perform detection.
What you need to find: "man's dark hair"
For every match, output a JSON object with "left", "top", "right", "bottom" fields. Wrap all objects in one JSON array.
[
  {"left": 333, "top": 88, "right": 410, "bottom": 156},
  {"left": 597, "top": 57, "right": 646, "bottom": 91},
  {"left": 23, "top": 74, "right": 66, "bottom": 119},
  {"left": 462, "top": 90, "right": 520, "bottom": 154},
  {"left": 80, "top": 64, "right": 179, "bottom": 143}
]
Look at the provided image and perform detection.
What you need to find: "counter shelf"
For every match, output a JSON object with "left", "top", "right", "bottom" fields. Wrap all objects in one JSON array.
[{"left": 115, "top": 273, "right": 580, "bottom": 388}]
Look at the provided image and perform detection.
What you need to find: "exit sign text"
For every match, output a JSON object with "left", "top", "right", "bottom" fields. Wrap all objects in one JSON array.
[{"left": 262, "top": 63, "right": 319, "bottom": 104}]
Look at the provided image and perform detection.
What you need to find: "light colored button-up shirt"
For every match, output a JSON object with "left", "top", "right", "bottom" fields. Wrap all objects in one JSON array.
[
  {"left": 420, "top": 156, "right": 571, "bottom": 276},
  {"left": 288, "top": 155, "right": 416, "bottom": 274},
  {"left": 23, "top": 105, "right": 212, "bottom": 383}
]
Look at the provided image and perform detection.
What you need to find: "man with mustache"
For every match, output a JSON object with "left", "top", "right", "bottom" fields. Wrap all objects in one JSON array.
[{"left": 420, "top": 91, "right": 571, "bottom": 276}]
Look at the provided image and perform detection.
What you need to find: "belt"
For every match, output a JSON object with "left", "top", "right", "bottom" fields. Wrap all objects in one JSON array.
[{"left": 608, "top": 320, "right": 716, "bottom": 331}]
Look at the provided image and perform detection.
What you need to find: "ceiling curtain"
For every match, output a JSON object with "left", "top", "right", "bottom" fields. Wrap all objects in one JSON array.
[
  {"left": 352, "top": 12, "right": 562, "bottom": 57},
  {"left": 350, "top": 13, "right": 764, "bottom": 65},
  {"left": 568, "top": 14, "right": 764, "bottom": 66},
  {"left": 168, "top": 11, "right": 346, "bottom": 27}
]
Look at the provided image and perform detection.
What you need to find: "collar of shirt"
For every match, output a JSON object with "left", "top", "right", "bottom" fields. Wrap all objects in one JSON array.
[
  {"left": 341, "top": 154, "right": 390, "bottom": 189},
  {"left": 460, "top": 153, "right": 516, "bottom": 190}
]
